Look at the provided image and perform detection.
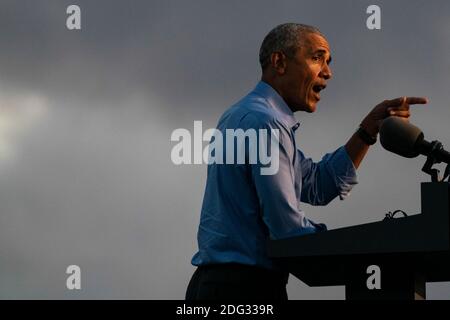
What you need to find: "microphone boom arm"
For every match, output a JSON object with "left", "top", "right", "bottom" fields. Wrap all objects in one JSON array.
[{"left": 422, "top": 140, "right": 444, "bottom": 182}]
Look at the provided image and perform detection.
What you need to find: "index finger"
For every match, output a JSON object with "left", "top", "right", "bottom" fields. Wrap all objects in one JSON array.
[
  {"left": 404, "top": 97, "right": 428, "bottom": 105},
  {"left": 384, "top": 96, "right": 428, "bottom": 108}
]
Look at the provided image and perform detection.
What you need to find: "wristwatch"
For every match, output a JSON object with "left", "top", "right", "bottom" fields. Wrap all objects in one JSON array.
[{"left": 356, "top": 126, "right": 377, "bottom": 145}]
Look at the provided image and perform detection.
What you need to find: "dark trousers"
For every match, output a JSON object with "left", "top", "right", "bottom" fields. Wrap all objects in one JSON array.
[{"left": 185, "top": 263, "right": 289, "bottom": 301}]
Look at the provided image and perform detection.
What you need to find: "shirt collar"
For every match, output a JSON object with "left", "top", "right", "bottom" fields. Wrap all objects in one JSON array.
[{"left": 252, "top": 80, "right": 300, "bottom": 131}]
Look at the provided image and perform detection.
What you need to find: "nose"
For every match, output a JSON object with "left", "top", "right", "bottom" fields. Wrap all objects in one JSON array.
[{"left": 320, "top": 63, "right": 332, "bottom": 80}]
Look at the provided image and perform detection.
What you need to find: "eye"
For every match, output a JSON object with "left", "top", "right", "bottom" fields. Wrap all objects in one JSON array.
[{"left": 312, "top": 55, "right": 324, "bottom": 62}]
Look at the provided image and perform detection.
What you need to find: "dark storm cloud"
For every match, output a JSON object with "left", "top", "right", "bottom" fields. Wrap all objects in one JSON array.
[{"left": 0, "top": 0, "right": 449, "bottom": 299}]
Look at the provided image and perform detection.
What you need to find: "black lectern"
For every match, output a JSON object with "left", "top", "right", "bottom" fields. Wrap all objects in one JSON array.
[{"left": 267, "top": 182, "right": 450, "bottom": 300}]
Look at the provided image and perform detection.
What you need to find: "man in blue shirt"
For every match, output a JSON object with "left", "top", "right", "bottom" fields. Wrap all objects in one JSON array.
[{"left": 186, "top": 23, "right": 427, "bottom": 300}]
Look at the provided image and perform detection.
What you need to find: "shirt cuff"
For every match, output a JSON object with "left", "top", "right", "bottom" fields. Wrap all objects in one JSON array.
[{"left": 325, "top": 146, "right": 358, "bottom": 200}]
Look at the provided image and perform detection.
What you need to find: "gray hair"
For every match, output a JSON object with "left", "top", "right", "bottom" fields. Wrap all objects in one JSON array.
[{"left": 259, "top": 23, "right": 323, "bottom": 70}]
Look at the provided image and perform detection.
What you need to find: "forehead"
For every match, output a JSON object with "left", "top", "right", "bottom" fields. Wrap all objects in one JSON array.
[{"left": 301, "top": 32, "right": 331, "bottom": 55}]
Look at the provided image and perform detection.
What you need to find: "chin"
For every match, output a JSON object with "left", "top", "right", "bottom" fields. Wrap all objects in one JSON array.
[
  {"left": 302, "top": 103, "right": 317, "bottom": 113},
  {"left": 292, "top": 100, "right": 317, "bottom": 113}
]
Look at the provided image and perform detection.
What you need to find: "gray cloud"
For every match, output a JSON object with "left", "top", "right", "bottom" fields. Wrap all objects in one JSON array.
[{"left": 0, "top": 0, "right": 449, "bottom": 299}]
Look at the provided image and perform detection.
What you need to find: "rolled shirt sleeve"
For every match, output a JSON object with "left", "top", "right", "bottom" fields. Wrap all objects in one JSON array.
[
  {"left": 299, "top": 146, "right": 358, "bottom": 205},
  {"left": 242, "top": 114, "right": 357, "bottom": 240}
]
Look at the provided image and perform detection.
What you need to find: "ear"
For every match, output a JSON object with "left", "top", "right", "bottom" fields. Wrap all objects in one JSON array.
[{"left": 270, "top": 51, "right": 287, "bottom": 75}]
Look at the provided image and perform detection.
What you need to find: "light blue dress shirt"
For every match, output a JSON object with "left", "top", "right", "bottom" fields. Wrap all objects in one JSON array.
[{"left": 191, "top": 81, "right": 358, "bottom": 270}]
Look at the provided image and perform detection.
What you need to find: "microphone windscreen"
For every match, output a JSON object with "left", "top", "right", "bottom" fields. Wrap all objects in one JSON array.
[{"left": 379, "top": 117, "right": 423, "bottom": 158}]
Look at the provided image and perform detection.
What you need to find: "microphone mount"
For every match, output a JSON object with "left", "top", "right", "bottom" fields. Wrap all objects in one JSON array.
[{"left": 422, "top": 140, "right": 448, "bottom": 182}]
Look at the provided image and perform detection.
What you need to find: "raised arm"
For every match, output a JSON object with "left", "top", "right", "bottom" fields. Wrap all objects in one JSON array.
[{"left": 345, "top": 96, "right": 428, "bottom": 168}]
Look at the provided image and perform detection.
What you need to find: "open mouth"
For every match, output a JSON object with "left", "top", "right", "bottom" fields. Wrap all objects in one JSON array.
[{"left": 312, "top": 84, "right": 326, "bottom": 100}]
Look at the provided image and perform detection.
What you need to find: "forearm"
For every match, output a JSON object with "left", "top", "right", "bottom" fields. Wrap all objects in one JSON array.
[
  {"left": 345, "top": 115, "right": 378, "bottom": 169},
  {"left": 344, "top": 131, "right": 371, "bottom": 170}
]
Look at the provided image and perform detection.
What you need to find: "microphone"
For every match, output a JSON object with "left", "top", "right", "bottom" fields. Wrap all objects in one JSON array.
[{"left": 379, "top": 117, "right": 450, "bottom": 164}]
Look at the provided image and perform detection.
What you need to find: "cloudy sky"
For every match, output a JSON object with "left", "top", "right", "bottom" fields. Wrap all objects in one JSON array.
[{"left": 0, "top": 0, "right": 449, "bottom": 299}]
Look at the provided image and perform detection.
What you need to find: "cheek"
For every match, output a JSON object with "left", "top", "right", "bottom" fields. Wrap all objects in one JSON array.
[
  {"left": 302, "top": 77, "right": 314, "bottom": 95},
  {"left": 301, "top": 69, "right": 316, "bottom": 90}
]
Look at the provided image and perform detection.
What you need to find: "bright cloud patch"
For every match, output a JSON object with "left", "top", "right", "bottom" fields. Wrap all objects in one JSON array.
[{"left": 0, "top": 92, "right": 48, "bottom": 161}]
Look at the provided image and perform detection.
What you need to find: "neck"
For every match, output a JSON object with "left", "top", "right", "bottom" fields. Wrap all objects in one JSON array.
[{"left": 261, "top": 75, "right": 296, "bottom": 113}]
